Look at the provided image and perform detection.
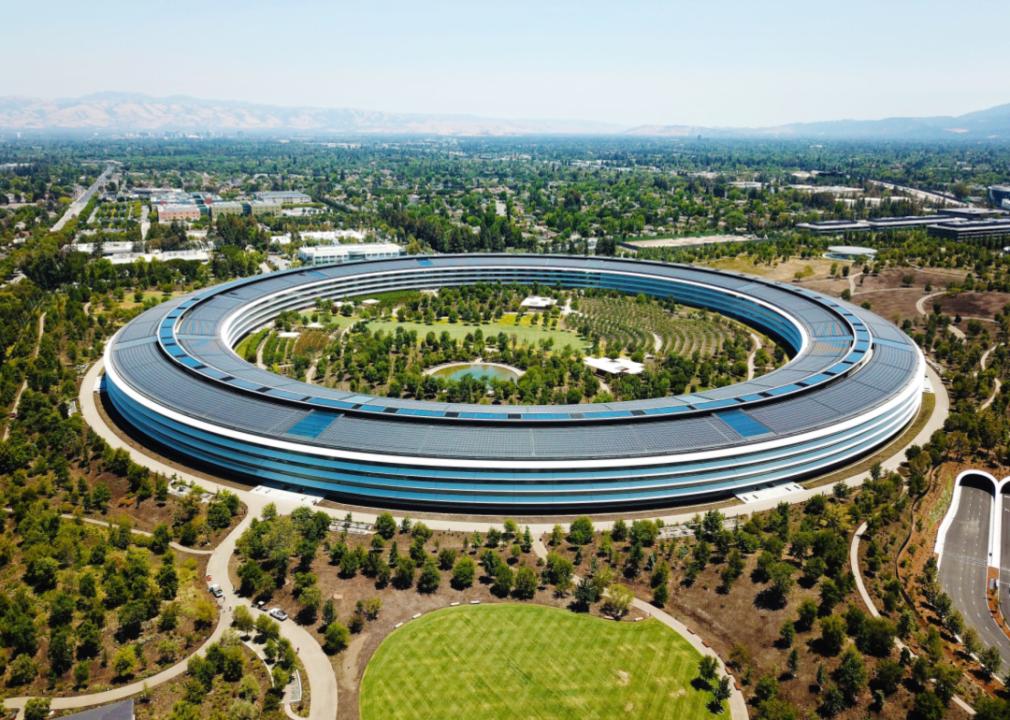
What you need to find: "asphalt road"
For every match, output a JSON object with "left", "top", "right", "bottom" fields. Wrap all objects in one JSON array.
[
  {"left": 51, "top": 163, "right": 115, "bottom": 232},
  {"left": 1000, "top": 492, "right": 1010, "bottom": 636},
  {"left": 939, "top": 483, "right": 1010, "bottom": 666}
]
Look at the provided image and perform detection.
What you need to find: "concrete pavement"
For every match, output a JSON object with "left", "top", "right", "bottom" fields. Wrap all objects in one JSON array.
[{"left": 938, "top": 482, "right": 1010, "bottom": 667}]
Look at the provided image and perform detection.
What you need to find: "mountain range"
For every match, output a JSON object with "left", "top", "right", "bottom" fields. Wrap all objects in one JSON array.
[{"left": 1, "top": 92, "right": 1009, "bottom": 141}]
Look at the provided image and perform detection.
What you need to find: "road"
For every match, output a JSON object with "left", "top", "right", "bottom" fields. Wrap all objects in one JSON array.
[
  {"left": 868, "top": 180, "right": 970, "bottom": 209},
  {"left": 51, "top": 163, "right": 115, "bottom": 232},
  {"left": 938, "top": 482, "right": 1010, "bottom": 666},
  {"left": 1001, "top": 493, "right": 1010, "bottom": 641}
]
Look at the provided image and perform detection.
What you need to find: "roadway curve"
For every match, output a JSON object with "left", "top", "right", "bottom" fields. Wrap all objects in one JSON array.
[{"left": 938, "top": 480, "right": 1010, "bottom": 667}]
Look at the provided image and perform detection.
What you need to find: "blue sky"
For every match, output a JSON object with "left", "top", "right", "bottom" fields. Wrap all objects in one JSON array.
[{"left": 5, "top": 0, "right": 1009, "bottom": 127}]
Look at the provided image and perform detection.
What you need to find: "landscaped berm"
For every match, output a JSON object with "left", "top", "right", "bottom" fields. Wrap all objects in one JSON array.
[{"left": 359, "top": 603, "right": 713, "bottom": 720}]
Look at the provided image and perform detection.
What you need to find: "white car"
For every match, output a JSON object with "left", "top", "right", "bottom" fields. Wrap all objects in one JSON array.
[
  {"left": 208, "top": 584, "right": 223, "bottom": 598},
  {"left": 268, "top": 607, "right": 288, "bottom": 621}
]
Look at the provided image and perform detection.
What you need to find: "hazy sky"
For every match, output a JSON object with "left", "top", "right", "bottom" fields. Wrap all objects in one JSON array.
[{"left": 5, "top": 0, "right": 1009, "bottom": 127}]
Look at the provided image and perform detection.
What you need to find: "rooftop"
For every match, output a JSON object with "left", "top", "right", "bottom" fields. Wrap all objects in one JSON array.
[{"left": 583, "top": 356, "right": 645, "bottom": 375}]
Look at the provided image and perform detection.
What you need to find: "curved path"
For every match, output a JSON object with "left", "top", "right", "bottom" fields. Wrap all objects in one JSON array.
[
  {"left": 2, "top": 311, "right": 45, "bottom": 442},
  {"left": 67, "top": 513, "right": 214, "bottom": 555},
  {"left": 72, "top": 356, "right": 948, "bottom": 720},
  {"left": 529, "top": 539, "right": 748, "bottom": 720},
  {"left": 915, "top": 290, "right": 949, "bottom": 318},
  {"left": 5, "top": 384, "right": 337, "bottom": 720},
  {"left": 3, "top": 513, "right": 251, "bottom": 718},
  {"left": 851, "top": 523, "right": 976, "bottom": 716}
]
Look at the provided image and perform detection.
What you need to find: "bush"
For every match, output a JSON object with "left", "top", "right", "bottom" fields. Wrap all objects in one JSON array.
[
  {"left": 568, "top": 516, "right": 594, "bottom": 545},
  {"left": 513, "top": 566, "right": 537, "bottom": 599},
  {"left": 451, "top": 556, "right": 476, "bottom": 589},
  {"left": 417, "top": 559, "right": 441, "bottom": 594},
  {"left": 323, "top": 621, "right": 350, "bottom": 654}
]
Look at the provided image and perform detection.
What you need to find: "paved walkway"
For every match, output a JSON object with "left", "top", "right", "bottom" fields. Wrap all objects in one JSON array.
[
  {"left": 3, "top": 513, "right": 251, "bottom": 718},
  {"left": 73, "top": 356, "right": 948, "bottom": 720},
  {"left": 852, "top": 522, "right": 976, "bottom": 716},
  {"left": 529, "top": 540, "right": 749, "bottom": 719},
  {"left": 80, "top": 357, "right": 949, "bottom": 534},
  {"left": 2, "top": 311, "right": 45, "bottom": 441}
]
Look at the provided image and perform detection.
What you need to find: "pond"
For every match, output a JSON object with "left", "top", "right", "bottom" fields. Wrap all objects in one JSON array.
[{"left": 427, "top": 362, "right": 522, "bottom": 383}]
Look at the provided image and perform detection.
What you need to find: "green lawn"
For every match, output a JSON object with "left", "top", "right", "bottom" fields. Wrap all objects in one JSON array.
[
  {"left": 366, "top": 315, "right": 587, "bottom": 351},
  {"left": 360, "top": 604, "right": 713, "bottom": 720}
]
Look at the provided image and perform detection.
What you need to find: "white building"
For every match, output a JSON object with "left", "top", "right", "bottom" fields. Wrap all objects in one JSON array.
[
  {"left": 300, "top": 230, "right": 368, "bottom": 244},
  {"left": 297, "top": 243, "right": 403, "bottom": 266},
  {"left": 253, "top": 190, "right": 312, "bottom": 205},
  {"left": 520, "top": 295, "right": 556, "bottom": 310},
  {"left": 72, "top": 241, "right": 136, "bottom": 255},
  {"left": 583, "top": 356, "right": 645, "bottom": 376}
]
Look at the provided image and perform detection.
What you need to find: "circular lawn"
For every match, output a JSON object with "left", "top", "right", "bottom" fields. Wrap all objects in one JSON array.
[{"left": 360, "top": 603, "right": 714, "bottom": 720}]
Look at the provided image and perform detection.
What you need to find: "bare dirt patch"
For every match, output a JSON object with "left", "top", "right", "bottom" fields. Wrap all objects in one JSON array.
[{"left": 937, "top": 292, "right": 1010, "bottom": 320}]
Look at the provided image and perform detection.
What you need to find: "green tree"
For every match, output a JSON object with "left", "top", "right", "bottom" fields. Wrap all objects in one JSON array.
[
  {"left": 417, "top": 559, "right": 441, "bottom": 594},
  {"left": 568, "top": 516, "right": 594, "bottom": 545},
  {"left": 834, "top": 647, "right": 867, "bottom": 704},
  {"left": 323, "top": 621, "right": 350, "bottom": 654},
  {"left": 23, "top": 699, "right": 50, "bottom": 720},
  {"left": 451, "top": 556, "right": 476, "bottom": 589},
  {"left": 375, "top": 512, "right": 397, "bottom": 540},
  {"left": 513, "top": 566, "right": 537, "bottom": 600},
  {"left": 818, "top": 615, "right": 846, "bottom": 655}
]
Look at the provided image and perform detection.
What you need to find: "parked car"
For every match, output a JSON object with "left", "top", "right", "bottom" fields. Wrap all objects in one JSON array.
[
  {"left": 268, "top": 607, "right": 288, "bottom": 621},
  {"left": 208, "top": 583, "right": 223, "bottom": 598}
]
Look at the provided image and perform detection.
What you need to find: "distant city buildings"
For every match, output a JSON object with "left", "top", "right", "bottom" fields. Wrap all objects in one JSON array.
[
  {"left": 989, "top": 185, "right": 1010, "bottom": 208},
  {"left": 297, "top": 242, "right": 403, "bottom": 265},
  {"left": 253, "top": 190, "right": 312, "bottom": 205},
  {"left": 798, "top": 208, "right": 1010, "bottom": 241},
  {"left": 158, "top": 203, "right": 203, "bottom": 223}
]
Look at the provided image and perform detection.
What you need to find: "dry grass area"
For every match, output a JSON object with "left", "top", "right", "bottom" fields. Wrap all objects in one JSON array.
[
  {"left": 848, "top": 289, "right": 927, "bottom": 325},
  {"left": 937, "top": 292, "right": 1010, "bottom": 320},
  {"left": 701, "top": 255, "right": 839, "bottom": 282}
]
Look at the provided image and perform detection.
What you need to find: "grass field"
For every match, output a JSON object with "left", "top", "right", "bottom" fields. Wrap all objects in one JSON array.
[
  {"left": 367, "top": 315, "right": 587, "bottom": 351},
  {"left": 359, "top": 604, "right": 712, "bottom": 720}
]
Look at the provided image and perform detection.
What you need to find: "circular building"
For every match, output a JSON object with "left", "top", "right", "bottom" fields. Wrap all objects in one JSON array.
[
  {"left": 103, "top": 255, "right": 924, "bottom": 511},
  {"left": 826, "top": 245, "right": 877, "bottom": 261}
]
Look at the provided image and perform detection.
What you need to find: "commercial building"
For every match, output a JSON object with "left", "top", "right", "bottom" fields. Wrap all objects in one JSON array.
[
  {"left": 104, "top": 255, "right": 923, "bottom": 511},
  {"left": 927, "top": 219, "right": 1010, "bottom": 242},
  {"left": 209, "top": 201, "right": 244, "bottom": 218},
  {"left": 71, "top": 240, "right": 136, "bottom": 255},
  {"left": 254, "top": 190, "right": 312, "bottom": 205},
  {"left": 989, "top": 185, "right": 1010, "bottom": 208},
  {"left": 158, "top": 204, "right": 203, "bottom": 223},
  {"left": 246, "top": 199, "right": 282, "bottom": 216},
  {"left": 799, "top": 211, "right": 1005, "bottom": 235},
  {"left": 825, "top": 245, "right": 877, "bottom": 261},
  {"left": 297, "top": 242, "right": 403, "bottom": 266}
]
